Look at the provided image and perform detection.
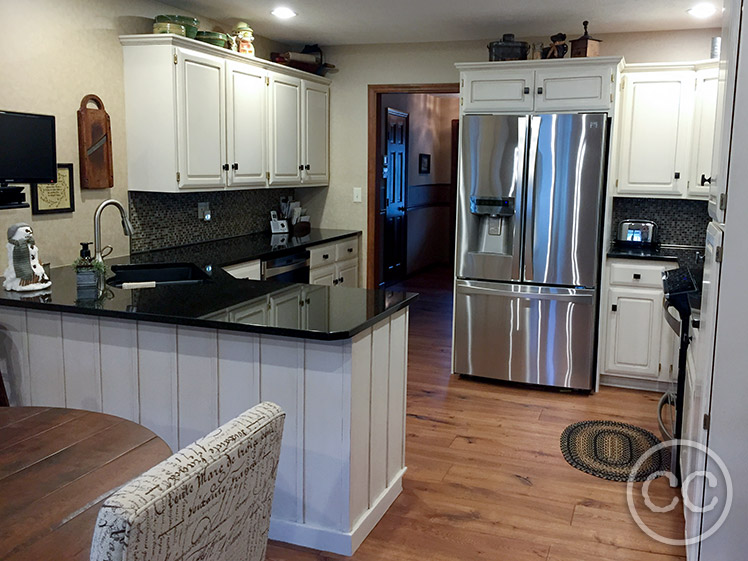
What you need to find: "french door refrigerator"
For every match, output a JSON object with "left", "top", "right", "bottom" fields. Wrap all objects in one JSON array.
[{"left": 453, "top": 113, "right": 608, "bottom": 390}]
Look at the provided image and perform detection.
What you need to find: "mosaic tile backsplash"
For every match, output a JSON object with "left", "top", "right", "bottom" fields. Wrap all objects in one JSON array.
[
  {"left": 611, "top": 197, "right": 710, "bottom": 246},
  {"left": 129, "top": 189, "right": 294, "bottom": 253}
]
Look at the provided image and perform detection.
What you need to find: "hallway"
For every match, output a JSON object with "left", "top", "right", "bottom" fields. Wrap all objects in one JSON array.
[{"left": 267, "top": 266, "right": 685, "bottom": 560}]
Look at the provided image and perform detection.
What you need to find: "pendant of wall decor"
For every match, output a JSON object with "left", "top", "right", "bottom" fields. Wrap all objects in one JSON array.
[{"left": 3, "top": 223, "right": 52, "bottom": 292}]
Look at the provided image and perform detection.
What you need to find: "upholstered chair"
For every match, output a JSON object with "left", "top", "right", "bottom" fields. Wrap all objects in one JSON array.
[{"left": 90, "top": 401, "right": 285, "bottom": 561}]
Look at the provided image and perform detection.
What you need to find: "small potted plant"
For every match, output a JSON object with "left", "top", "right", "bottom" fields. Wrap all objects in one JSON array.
[{"left": 72, "top": 242, "right": 106, "bottom": 299}]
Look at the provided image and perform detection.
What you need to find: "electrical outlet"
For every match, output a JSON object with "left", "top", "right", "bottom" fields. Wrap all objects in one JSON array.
[
  {"left": 198, "top": 201, "right": 212, "bottom": 221},
  {"left": 353, "top": 187, "right": 363, "bottom": 203}
]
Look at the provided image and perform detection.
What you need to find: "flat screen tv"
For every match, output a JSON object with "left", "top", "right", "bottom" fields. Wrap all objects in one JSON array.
[{"left": 0, "top": 110, "right": 57, "bottom": 186}]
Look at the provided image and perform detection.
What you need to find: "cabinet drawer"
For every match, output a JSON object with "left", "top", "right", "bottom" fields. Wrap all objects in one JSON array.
[
  {"left": 609, "top": 261, "right": 675, "bottom": 288},
  {"left": 309, "top": 243, "right": 336, "bottom": 268},
  {"left": 223, "top": 259, "right": 261, "bottom": 280},
  {"left": 336, "top": 237, "right": 358, "bottom": 261}
]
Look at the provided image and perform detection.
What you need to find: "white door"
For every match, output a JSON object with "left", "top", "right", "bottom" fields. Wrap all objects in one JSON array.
[
  {"left": 534, "top": 66, "right": 613, "bottom": 112},
  {"left": 302, "top": 81, "right": 329, "bottom": 186},
  {"left": 461, "top": 69, "right": 534, "bottom": 112},
  {"left": 616, "top": 70, "right": 695, "bottom": 197},
  {"left": 269, "top": 288, "right": 301, "bottom": 328},
  {"left": 268, "top": 72, "right": 302, "bottom": 186},
  {"left": 690, "top": 67, "right": 719, "bottom": 198},
  {"left": 226, "top": 61, "right": 267, "bottom": 188},
  {"left": 310, "top": 263, "right": 336, "bottom": 286},
  {"left": 604, "top": 287, "right": 663, "bottom": 377},
  {"left": 176, "top": 48, "right": 226, "bottom": 189},
  {"left": 336, "top": 258, "right": 359, "bottom": 288}
]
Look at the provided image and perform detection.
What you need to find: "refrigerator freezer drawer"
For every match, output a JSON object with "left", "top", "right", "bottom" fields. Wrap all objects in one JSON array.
[{"left": 453, "top": 280, "right": 597, "bottom": 390}]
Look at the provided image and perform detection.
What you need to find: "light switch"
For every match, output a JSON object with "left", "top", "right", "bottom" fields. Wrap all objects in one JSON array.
[{"left": 353, "top": 187, "right": 363, "bottom": 203}]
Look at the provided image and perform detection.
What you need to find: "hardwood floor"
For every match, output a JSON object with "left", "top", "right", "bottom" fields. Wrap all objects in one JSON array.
[{"left": 266, "top": 266, "right": 686, "bottom": 561}]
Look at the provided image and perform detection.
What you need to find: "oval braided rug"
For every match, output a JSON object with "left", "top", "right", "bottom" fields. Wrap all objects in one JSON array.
[{"left": 560, "top": 420, "right": 670, "bottom": 482}]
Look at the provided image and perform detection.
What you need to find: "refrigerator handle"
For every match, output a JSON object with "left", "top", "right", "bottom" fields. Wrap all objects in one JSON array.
[
  {"left": 512, "top": 116, "right": 530, "bottom": 281},
  {"left": 523, "top": 116, "right": 541, "bottom": 282}
]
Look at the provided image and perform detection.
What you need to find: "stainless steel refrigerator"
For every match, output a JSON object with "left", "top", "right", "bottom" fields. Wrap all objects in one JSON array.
[{"left": 453, "top": 113, "right": 608, "bottom": 390}]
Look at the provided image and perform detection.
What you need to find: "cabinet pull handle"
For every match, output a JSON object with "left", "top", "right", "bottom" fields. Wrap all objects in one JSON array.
[
  {"left": 633, "top": 273, "right": 641, "bottom": 280},
  {"left": 612, "top": 304, "right": 618, "bottom": 312},
  {"left": 701, "top": 174, "right": 712, "bottom": 186},
  {"left": 537, "top": 87, "right": 543, "bottom": 95},
  {"left": 222, "top": 163, "right": 230, "bottom": 171},
  {"left": 523, "top": 87, "right": 530, "bottom": 95},
  {"left": 232, "top": 163, "right": 239, "bottom": 170}
]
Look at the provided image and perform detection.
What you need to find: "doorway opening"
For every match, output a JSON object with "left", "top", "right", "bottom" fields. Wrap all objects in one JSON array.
[{"left": 367, "top": 84, "right": 460, "bottom": 288}]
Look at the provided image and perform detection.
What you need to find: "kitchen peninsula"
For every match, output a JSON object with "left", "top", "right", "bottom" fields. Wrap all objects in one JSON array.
[{"left": 0, "top": 242, "right": 415, "bottom": 556}]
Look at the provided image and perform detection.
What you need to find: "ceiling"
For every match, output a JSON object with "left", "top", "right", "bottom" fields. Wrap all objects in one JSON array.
[{"left": 163, "top": 0, "right": 722, "bottom": 46}]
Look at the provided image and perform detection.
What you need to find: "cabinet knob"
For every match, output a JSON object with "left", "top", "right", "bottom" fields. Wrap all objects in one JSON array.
[
  {"left": 298, "top": 164, "right": 304, "bottom": 171},
  {"left": 305, "top": 164, "right": 311, "bottom": 170},
  {"left": 300, "top": 299, "right": 305, "bottom": 307},
  {"left": 612, "top": 304, "right": 618, "bottom": 312},
  {"left": 523, "top": 87, "right": 530, "bottom": 95},
  {"left": 701, "top": 174, "right": 712, "bottom": 186},
  {"left": 674, "top": 171, "right": 681, "bottom": 179},
  {"left": 339, "top": 277, "right": 344, "bottom": 284},
  {"left": 222, "top": 163, "right": 230, "bottom": 171},
  {"left": 306, "top": 298, "right": 310, "bottom": 304},
  {"left": 347, "top": 247, "right": 353, "bottom": 253},
  {"left": 333, "top": 279, "right": 339, "bottom": 285},
  {"left": 633, "top": 273, "right": 641, "bottom": 280},
  {"left": 537, "top": 87, "right": 543, "bottom": 95},
  {"left": 323, "top": 253, "right": 329, "bottom": 259},
  {"left": 232, "top": 162, "right": 239, "bottom": 170}
]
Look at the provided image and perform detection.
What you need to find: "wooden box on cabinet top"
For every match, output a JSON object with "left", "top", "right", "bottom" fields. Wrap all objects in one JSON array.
[{"left": 120, "top": 34, "right": 330, "bottom": 193}]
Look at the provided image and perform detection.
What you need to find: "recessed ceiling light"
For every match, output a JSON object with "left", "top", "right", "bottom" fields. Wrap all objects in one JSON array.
[
  {"left": 688, "top": 2, "right": 717, "bottom": 18},
  {"left": 271, "top": 7, "right": 297, "bottom": 19}
]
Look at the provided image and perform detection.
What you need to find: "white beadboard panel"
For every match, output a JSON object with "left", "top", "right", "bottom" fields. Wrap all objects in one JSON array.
[
  {"left": 99, "top": 318, "right": 139, "bottom": 422},
  {"left": 369, "top": 319, "right": 390, "bottom": 504},
  {"left": 387, "top": 309, "right": 407, "bottom": 482},
  {"left": 176, "top": 326, "right": 219, "bottom": 448},
  {"left": 349, "top": 328, "right": 372, "bottom": 526},
  {"left": 26, "top": 310, "right": 65, "bottom": 407},
  {"left": 0, "top": 307, "right": 31, "bottom": 405},
  {"left": 137, "top": 321, "right": 178, "bottom": 452},
  {"left": 61, "top": 314, "right": 102, "bottom": 412},
  {"left": 217, "top": 330, "right": 260, "bottom": 425},
  {"left": 304, "top": 339, "right": 346, "bottom": 530},
  {"left": 402, "top": 309, "right": 409, "bottom": 464},
  {"left": 260, "top": 335, "right": 305, "bottom": 522}
]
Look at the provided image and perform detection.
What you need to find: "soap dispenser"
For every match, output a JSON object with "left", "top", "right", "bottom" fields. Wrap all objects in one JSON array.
[{"left": 75, "top": 242, "right": 98, "bottom": 293}]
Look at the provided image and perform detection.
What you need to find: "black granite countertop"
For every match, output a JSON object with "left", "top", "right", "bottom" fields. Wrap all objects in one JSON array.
[
  {"left": 131, "top": 228, "right": 361, "bottom": 267},
  {"left": 607, "top": 242, "right": 705, "bottom": 271},
  {"left": 0, "top": 254, "right": 416, "bottom": 341}
]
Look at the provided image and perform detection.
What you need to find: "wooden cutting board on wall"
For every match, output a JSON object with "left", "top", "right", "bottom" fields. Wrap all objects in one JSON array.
[{"left": 77, "top": 94, "right": 114, "bottom": 189}]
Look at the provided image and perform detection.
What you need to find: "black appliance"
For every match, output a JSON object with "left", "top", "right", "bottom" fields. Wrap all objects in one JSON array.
[
  {"left": 0, "top": 110, "right": 57, "bottom": 209},
  {"left": 660, "top": 265, "right": 698, "bottom": 484}
]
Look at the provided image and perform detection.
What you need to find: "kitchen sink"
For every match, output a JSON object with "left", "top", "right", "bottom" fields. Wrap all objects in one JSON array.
[{"left": 107, "top": 263, "right": 210, "bottom": 288}]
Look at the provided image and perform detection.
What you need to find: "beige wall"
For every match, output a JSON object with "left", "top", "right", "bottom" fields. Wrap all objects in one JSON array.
[
  {"left": 296, "top": 28, "right": 720, "bottom": 283},
  {"left": 0, "top": 0, "right": 287, "bottom": 268}
]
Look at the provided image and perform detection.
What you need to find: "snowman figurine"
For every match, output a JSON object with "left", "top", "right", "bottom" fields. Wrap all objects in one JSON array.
[{"left": 3, "top": 223, "right": 52, "bottom": 292}]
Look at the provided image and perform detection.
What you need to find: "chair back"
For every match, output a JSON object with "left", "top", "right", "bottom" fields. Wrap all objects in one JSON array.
[{"left": 90, "top": 402, "right": 285, "bottom": 561}]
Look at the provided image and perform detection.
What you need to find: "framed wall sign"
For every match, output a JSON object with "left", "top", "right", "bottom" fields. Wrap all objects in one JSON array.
[
  {"left": 31, "top": 163, "right": 75, "bottom": 215},
  {"left": 418, "top": 153, "right": 431, "bottom": 175}
]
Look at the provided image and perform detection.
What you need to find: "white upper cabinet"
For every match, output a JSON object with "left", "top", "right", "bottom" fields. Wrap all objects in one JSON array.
[
  {"left": 226, "top": 61, "right": 267, "bottom": 188},
  {"left": 614, "top": 61, "right": 718, "bottom": 199},
  {"left": 269, "top": 72, "right": 303, "bottom": 186},
  {"left": 120, "top": 34, "right": 330, "bottom": 193},
  {"left": 689, "top": 66, "right": 719, "bottom": 198},
  {"left": 457, "top": 58, "right": 621, "bottom": 114},
  {"left": 176, "top": 48, "right": 226, "bottom": 189},
  {"left": 302, "top": 81, "right": 330, "bottom": 185},
  {"left": 616, "top": 69, "right": 695, "bottom": 197}
]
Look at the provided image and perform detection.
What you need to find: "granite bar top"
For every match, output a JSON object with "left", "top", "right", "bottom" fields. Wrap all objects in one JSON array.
[
  {"left": 131, "top": 228, "right": 361, "bottom": 267},
  {"left": 0, "top": 255, "right": 416, "bottom": 341},
  {"left": 607, "top": 242, "right": 705, "bottom": 271}
]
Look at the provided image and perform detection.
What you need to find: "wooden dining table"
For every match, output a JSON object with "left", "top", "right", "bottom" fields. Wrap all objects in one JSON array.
[{"left": 0, "top": 406, "right": 172, "bottom": 561}]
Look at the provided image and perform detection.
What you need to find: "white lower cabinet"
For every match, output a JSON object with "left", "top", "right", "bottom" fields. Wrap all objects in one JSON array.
[
  {"left": 269, "top": 288, "right": 302, "bottom": 328},
  {"left": 600, "top": 259, "right": 679, "bottom": 389},
  {"left": 310, "top": 263, "right": 336, "bottom": 286},
  {"left": 309, "top": 235, "right": 360, "bottom": 287}
]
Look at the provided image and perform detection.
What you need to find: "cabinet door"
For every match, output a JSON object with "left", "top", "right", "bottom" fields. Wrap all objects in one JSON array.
[
  {"left": 268, "top": 288, "right": 301, "bottom": 328},
  {"left": 461, "top": 69, "right": 534, "bottom": 112},
  {"left": 310, "top": 263, "right": 336, "bottom": 286},
  {"left": 301, "top": 285, "right": 329, "bottom": 331},
  {"left": 268, "top": 72, "right": 302, "bottom": 186},
  {"left": 176, "top": 48, "right": 226, "bottom": 189},
  {"left": 604, "top": 287, "right": 663, "bottom": 377},
  {"left": 336, "top": 258, "right": 359, "bottom": 288},
  {"left": 534, "top": 66, "right": 613, "bottom": 112},
  {"left": 689, "top": 67, "right": 719, "bottom": 198},
  {"left": 226, "top": 61, "right": 267, "bottom": 188},
  {"left": 230, "top": 298, "right": 268, "bottom": 325},
  {"left": 302, "top": 81, "right": 329, "bottom": 186},
  {"left": 616, "top": 71, "right": 695, "bottom": 196}
]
